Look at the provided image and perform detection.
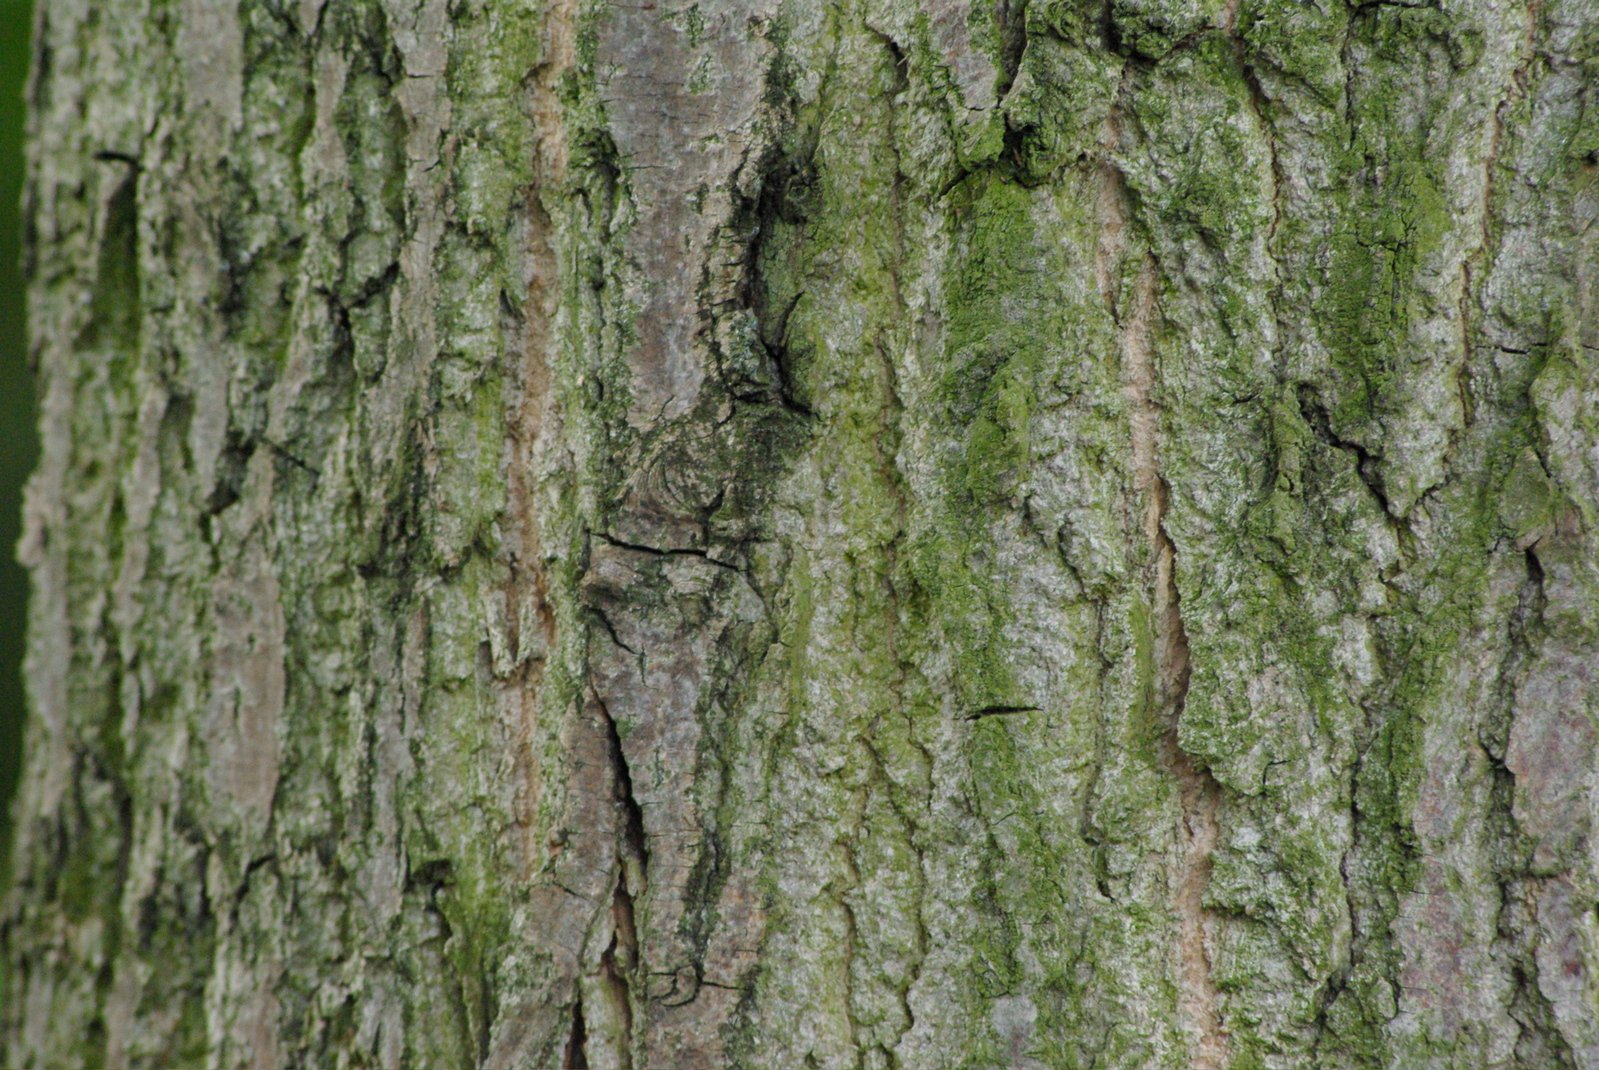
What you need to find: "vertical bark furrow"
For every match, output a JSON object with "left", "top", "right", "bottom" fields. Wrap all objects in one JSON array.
[
  {"left": 1121, "top": 248, "right": 1227, "bottom": 1067},
  {"left": 6, "top": 0, "right": 1599, "bottom": 1067}
]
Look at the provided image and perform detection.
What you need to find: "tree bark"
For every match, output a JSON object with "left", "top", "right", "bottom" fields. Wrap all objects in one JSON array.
[{"left": 5, "top": 0, "right": 1599, "bottom": 1066}]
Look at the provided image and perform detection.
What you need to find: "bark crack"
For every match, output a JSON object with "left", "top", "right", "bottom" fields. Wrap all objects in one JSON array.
[
  {"left": 595, "top": 531, "right": 740, "bottom": 572},
  {"left": 598, "top": 874, "right": 638, "bottom": 1070},
  {"left": 1119, "top": 253, "right": 1228, "bottom": 1068},
  {"left": 961, "top": 704, "right": 1041, "bottom": 721},
  {"left": 505, "top": 0, "right": 572, "bottom": 884},
  {"left": 595, "top": 688, "right": 650, "bottom": 898},
  {"left": 584, "top": 687, "right": 646, "bottom": 1067},
  {"left": 1482, "top": 545, "right": 1575, "bottom": 1064},
  {"left": 563, "top": 998, "right": 588, "bottom": 1069}
]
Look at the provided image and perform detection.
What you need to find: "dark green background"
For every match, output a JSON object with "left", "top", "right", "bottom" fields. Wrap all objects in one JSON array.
[{"left": 0, "top": 0, "right": 35, "bottom": 883}]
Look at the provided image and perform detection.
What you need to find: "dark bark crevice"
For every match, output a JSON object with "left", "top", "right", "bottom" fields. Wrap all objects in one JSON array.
[{"left": 563, "top": 997, "right": 589, "bottom": 1069}]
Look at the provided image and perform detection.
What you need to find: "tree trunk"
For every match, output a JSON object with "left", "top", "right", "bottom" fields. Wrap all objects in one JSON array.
[{"left": 5, "top": 0, "right": 1599, "bottom": 1066}]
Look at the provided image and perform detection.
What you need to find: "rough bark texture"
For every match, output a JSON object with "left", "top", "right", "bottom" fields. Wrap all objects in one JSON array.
[{"left": 4, "top": 0, "right": 1599, "bottom": 1067}]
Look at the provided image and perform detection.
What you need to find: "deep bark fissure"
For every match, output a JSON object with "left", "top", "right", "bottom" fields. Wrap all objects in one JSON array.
[
  {"left": 9, "top": 0, "right": 1599, "bottom": 1065},
  {"left": 1096, "top": 83, "right": 1232, "bottom": 1051},
  {"left": 598, "top": 694, "right": 649, "bottom": 887},
  {"left": 1120, "top": 249, "right": 1229, "bottom": 1067},
  {"left": 1296, "top": 385, "right": 1403, "bottom": 531},
  {"left": 599, "top": 875, "right": 639, "bottom": 1070},
  {"left": 563, "top": 997, "right": 589, "bottom": 1069},
  {"left": 962, "top": 704, "right": 1042, "bottom": 721},
  {"left": 1482, "top": 545, "right": 1575, "bottom": 1064}
]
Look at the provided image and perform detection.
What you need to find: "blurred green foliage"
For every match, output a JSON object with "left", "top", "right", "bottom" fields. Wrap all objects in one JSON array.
[{"left": 0, "top": 0, "right": 34, "bottom": 882}]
